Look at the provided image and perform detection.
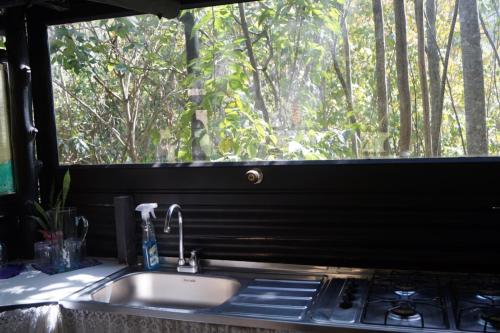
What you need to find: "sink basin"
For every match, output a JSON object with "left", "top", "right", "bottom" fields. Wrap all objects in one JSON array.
[{"left": 91, "top": 272, "right": 241, "bottom": 311}]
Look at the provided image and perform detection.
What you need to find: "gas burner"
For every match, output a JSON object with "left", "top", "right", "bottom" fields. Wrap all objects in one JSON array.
[
  {"left": 477, "top": 293, "right": 500, "bottom": 303},
  {"left": 387, "top": 301, "right": 422, "bottom": 322},
  {"left": 393, "top": 281, "right": 417, "bottom": 297},
  {"left": 395, "top": 290, "right": 416, "bottom": 297},
  {"left": 456, "top": 305, "right": 500, "bottom": 332},
  {"left": 362, "top": 271, "right": 448, "bottom": 329},
  {"left": 476, "top": 287, "right": 500, "bottom": 303},
  {"left": 479, "top": 308, "right": 500, "bottom": 329},
  {"left": 393, "top": 282, "right": 416, "bottom": 292},
  {"left": 453, "top": 275, "right": 500, "bottom": 332}
]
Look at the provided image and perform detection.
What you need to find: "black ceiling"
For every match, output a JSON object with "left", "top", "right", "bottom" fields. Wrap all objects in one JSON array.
[
  {"left": 0, "top": 0, "right": 245, "bottom": 11},
  {"left": 0, "top": 0, "right": 251, "bottom": 25}
]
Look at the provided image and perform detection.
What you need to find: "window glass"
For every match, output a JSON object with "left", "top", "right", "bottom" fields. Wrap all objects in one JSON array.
[
  {"left": 49, "top": 0, "right": 500, "bottom": 164},
  {"left": 0, "top": 61, "right": 14, "bottom": 194}
]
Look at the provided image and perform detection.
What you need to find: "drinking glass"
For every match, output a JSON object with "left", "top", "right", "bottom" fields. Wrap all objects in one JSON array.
[
  {"left": 34, "top": 240, "right": 52, "bottom": 268},
  {"left": 63, "top": 238, "right": 82, "bottom": 269},
  {"left": 47, "top": 207, "right": 88, "bottom": 240},
  {"left": 47, "top": 207, "right": 89, "bottom": 271}
]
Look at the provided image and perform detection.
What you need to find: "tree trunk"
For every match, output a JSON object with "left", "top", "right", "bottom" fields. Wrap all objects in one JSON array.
[
  {"left": 393, "top": 0, "right": 412, "bottom": 157},
  {"left": 458, "top": 0, "right": 488, "bottom": 156},
  {"left": 238, "top": 2, "right": 270, "bottom": 125},
  {"left": 341, "top": 5, "right": 359, "bottom": 158},
  {"left": 426, "top": 0, "right": 441, "bottom": 156},
  {"left": 372, "top": 0, "right": 390, "bottom": 156},
  {"left": 181, "top": 12, "right": 207, "bottom": 161},
  {"left": 415, "top": 0, "right": 432, "bottom": 157},
  {"left": 436, "top": 0, "right": 459, "bottom": 157}
]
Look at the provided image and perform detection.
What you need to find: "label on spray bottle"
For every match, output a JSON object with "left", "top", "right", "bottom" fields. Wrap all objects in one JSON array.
[{"left": 143, "top": 241, "right": 159, "bottom": 269}]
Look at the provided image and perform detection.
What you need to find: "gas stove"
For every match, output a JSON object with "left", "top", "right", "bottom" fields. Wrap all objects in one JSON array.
[
  {"left": 362, "top": 272, "right": 448, "bottom": 329},
  {"left": 453, "top": 275, "right": 500, "bottom": 332},
  {"left": 312, "top": 270, "right": 500, "bottom": 332}
]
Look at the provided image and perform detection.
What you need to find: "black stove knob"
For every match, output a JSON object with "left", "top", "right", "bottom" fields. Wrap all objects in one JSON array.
[
  {"left": 345, "top": 280, "right": 358, "bottom": 293},
  {"left": 346, "top": 284, "right": 357, "bottom": 292},
  {"left": 339, "top": 294, "right": 353, "bottom": 309}
]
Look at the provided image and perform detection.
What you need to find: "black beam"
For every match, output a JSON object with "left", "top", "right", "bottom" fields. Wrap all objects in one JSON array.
[
  {"left": 5, "top": 7, "right": 38, "bottom": 259},
  {"left": 33, "top": 0, "right": 257, "bottom": 26},
  {"left": 0, "top": 0, "right": 47, "bottom": 9},
  {"left": 27, "top": 13, "right": 59, "bottom": 208},
  {"left": 180, "top": 0, "right": 256, "bottom": 10},
  {"left": 32, "top": 3, "right": 135, "bottom": 26}
]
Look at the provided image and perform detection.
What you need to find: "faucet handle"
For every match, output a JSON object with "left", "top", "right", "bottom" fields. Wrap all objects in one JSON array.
[{"left": 188, "top": 249, "right": 200, "bottom": 267}]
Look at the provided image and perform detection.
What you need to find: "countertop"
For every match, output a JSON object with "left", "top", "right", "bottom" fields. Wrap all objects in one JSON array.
[{"left": 0, "top": 258, "right": 125, "bottom": 309}]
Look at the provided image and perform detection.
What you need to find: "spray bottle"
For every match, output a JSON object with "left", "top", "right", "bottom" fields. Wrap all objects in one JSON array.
[{"left": 135, "top": 203, "right": 160, "bottom": 270}]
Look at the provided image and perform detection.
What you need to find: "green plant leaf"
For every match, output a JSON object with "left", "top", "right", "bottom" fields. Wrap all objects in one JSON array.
[
  {"left": 53, "top": 199, "right": 61, "bottom": 231},
  {"left": 62, "top": 170, "right": 71, "bottom": 209},
  {"left": 49, "top": 181, "right": 56, "bottom": 208},
  {"left": 27, "top": 215, "right": 49, "bottom": 231},
  {"left": 33, "top": 201, "right": 50, "bottom": 228}
]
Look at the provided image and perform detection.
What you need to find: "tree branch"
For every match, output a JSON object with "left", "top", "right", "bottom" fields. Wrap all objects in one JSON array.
[
  {"left": 479, "top": 12, "right": 500, "bottom": 67},
  {"left": 93, "top": 73, "right": 123, "bottom": 102},
  {"left": 53, "top": 80, "right": 127, "bottom": 148},
  {"left": 424, "top": 6, "right": 466, "bottom": 154}
]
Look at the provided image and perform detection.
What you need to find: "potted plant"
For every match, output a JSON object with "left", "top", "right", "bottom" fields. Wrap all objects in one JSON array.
[{"left": 29, "top": 170, "right": 71, "bottom": 241}]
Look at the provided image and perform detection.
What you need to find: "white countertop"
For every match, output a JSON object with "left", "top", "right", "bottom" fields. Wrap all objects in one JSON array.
[{"left": 0, "top": 258, "right": 125, "bottom": 308}]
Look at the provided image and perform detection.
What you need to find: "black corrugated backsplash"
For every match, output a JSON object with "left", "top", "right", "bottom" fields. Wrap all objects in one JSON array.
[
  {"left": 73, "top": 195, "right": 500, "bottom": 273},
  {"left": 66, "top": 162, "right": 500, "bottom": 273}
]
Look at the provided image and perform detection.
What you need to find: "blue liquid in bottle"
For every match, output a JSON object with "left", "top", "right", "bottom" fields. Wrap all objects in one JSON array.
[{"left": 142, "top": 221, "right": 159, "bottom": 270}]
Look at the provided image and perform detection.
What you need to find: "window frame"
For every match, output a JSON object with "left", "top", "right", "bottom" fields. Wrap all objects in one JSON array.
[{"left": 27, "top": 2, "right": 500, "bottom": 211}]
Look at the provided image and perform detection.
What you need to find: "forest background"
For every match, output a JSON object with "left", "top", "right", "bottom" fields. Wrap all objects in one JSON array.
[{"left": 42, "top": 0, "right": 499, "bottom": 164}]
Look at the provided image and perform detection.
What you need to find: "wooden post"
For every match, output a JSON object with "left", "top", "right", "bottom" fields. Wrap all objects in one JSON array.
[
  {"left": 27, "top": 13, "right": 60, "bottom": 208},
  {"left": 5, "top": 7, "right": 38, "bottom": 258}
]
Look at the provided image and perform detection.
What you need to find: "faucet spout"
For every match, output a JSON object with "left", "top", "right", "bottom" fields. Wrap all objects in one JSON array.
[{"left": 165, "top": 204, "right": 185, "bottom": 266}]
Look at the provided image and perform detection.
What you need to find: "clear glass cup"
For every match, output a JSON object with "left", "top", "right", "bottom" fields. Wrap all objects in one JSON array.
[
  {"left": 34, "top": 240, "right": 52, "bottom": 268},
  {"left": 47, "top": 207, "right": 88, "bottom": 240},
  {"left": 63, "top": 238, "right": 83, "bottom": 269},
  {"left": 46, "top": 207, "right": 89, "bottom": 272},
  {"left": 46, "top": 230, "right": 65, "bottom": 272}
]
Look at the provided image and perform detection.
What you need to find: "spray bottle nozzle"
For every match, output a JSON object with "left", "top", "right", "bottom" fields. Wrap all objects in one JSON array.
[{"left": 135, "top": 203, "right": 158, "bottom": 223}]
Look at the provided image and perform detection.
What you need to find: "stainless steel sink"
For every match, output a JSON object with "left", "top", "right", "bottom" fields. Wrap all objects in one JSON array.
[
  {"left": 62, "top": 265, "right": 327, "bottom": 329},
  {"left": 91, "top": 272, "right": 241, "bottom": 311}
]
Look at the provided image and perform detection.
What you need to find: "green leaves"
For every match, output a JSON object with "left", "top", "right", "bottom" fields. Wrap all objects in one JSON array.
[
  {"left": 48, "top": 0, "right": 499, "bottom": 164},
  {"left": 32, "top": 201, "right": 50, "bottom": 230},
  {"left": 151, "top": 129, "right": 161, "bottom": 146},
  {"left": 28, "top": 215, "right": 50, "bottom": 231},
  {"left": 26, "top": 170, "right": 71, "bottom": 232},
  {"left": 62, "top": 170, "right": 71, "bottom": 209}
]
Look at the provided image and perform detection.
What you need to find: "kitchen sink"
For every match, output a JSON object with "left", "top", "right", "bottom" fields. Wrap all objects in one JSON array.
[
  {"left": 90, "top": 272, "right": 241, "bottom": 311},
  {"left": 63, "top": 265, "right": 326, "bottom": 329}
]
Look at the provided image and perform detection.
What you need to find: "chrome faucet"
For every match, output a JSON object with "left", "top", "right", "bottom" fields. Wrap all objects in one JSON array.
[{"left": 164, "top": 204, "right": 199, "bottom": 273}]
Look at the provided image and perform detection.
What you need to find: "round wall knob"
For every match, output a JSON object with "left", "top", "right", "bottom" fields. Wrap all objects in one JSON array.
[{"left": 245, "top": 169, "right": 263, "bottom": 185}]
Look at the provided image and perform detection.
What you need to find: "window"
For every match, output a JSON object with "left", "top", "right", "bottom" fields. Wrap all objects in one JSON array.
[
  {"left": 0, "top": 54, "right": 14, "bottom": 194},
  {"left": 48, "top": 0, "right": 499, "bottom": 165}
]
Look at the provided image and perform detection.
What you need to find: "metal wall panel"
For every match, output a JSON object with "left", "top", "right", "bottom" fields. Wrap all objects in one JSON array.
[{"left": 66, "top": 163, "right": 500, "bottom": 273}]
